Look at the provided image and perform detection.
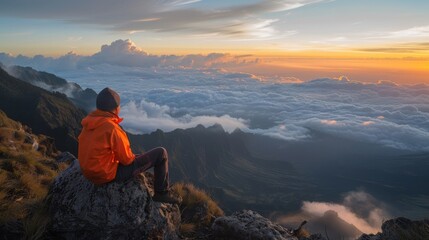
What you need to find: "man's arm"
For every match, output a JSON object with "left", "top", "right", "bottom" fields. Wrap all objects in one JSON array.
[{"left": 111, "top": 127, "right": 135, "bottom": 165}]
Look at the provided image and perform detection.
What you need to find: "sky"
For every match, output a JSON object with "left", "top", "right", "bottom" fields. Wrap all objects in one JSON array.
[{"left": 1, "top": 0, "right": 429, "bottom": 84}]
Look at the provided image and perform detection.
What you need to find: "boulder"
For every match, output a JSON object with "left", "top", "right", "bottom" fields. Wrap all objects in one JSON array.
[
  {"left": 211, "top": 210, "right": 297, "bottom": 240},
  {"left": 299, "top": 234, "right": 326, "bottom": 240},
  {"left": 358, "top": 217, "right": 429, "bottom": 240},
  {"left": 48, "top": 159, "right": 181, "bottom": 239}
]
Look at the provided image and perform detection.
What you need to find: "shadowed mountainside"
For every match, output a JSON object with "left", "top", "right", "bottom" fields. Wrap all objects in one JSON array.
[
  {"left": 5, "top": 65, "right": 97, "bottom": 113},
  {"left": 0, "top": 67, "right": 85, "bottom": 155},
  {"left": 129, "top": 124, "right": 315, "bottom": 214},
  {"left": 129, "top": 124, "right": 429, "bottom": 220}
]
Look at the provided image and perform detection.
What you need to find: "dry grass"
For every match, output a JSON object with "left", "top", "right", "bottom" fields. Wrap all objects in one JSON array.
[
  {"left": 0, "top": 111, "right": 22, "bottom": 129},
  {"left": 14, "top": 130, "right": 26, "bottom": 141},
  {"left": 0, "top": 122, "right": 62, "bottom": 226},
  {"left": 0, "top": 111, "right": 63, "bottom": 238},
  {"left": 0, "top": 169, "right": 8, "bottom": 185},
  {"left": 0, "top": 154, "right": 58, "bottom": 224},
  {"left": 20, "top": 173, "right": 49, "bottom": 199},
  {"left": 173, "top": 182, "right": 224, "bottom": 226},
  {"left": 180, "top": 223, "right": 196, "bottom": 234},
  {"left": 172, "top": 182, "right": 224, "bottom": 238},
  {"left": 22, "top": 200, "right": 50, "bottom": 240},
  {"left": 294, "top": 228, "right": 311, "bottom": 238},
  {"left": 0, "top": 128, "right": 15, "bottom": 142}
]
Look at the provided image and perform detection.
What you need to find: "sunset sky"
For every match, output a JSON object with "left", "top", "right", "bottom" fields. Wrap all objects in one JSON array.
[{"left": 1, "top": 0, "right": 428, "bottom": 83}]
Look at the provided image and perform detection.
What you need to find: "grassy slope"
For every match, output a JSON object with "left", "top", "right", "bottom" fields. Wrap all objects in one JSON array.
[{"left": 0, "top": 110, "right": 68, "bottom": 239}]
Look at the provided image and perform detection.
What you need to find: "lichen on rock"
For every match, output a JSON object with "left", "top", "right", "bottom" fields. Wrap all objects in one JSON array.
[
  {"left": 358, "top": 217, "right": 429, "bottom": 240},
  {"left": 211, "top": 209, "right": 298, "bottom": 240},
  {"left": 47, "top": 158, "right": 180, "bottom": 239}
]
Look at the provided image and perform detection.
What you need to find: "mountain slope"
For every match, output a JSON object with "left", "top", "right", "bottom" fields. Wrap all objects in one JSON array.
[
  {"left": 0, "top": 110, "right": 64, "bottom": 229},
  {"left": 128, "top": 124, "right": 429, "bottom": 219},
  {"left": 0, "top": 67, "right": 85, "bottom": 155},
  {"left": 5, "top": 65, "right": 97, "bottom": 113},
  {"left": 128, "top": 125, "right": 314, "bottom": 214}
]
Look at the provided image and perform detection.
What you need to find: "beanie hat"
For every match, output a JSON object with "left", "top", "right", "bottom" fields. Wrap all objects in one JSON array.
[{"left": 96, "top": 87, "right": 120, "bottom": 111}]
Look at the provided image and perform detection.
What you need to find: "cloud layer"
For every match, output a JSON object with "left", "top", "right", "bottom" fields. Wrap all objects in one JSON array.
[
  {"left": 1, "top": 40, "right": 429, "bottom": 151},
  {"left": 0, "top": 39, "right": 258, "bottom": 70},
  {"left": 121, "top": 100, "right": 247, "bottom": 134},
  {"left": 0, "top": 0, "right": 324, "bottom": 39},
  {"left": 67, "top": 67, "right": 429, "bottom": 151},
  {"left": 276, "top": 190, "right": 390, "bottom": 235}
]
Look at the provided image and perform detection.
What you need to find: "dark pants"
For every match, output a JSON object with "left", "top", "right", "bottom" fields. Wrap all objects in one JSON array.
[{"left": 115, "top": 147, "right": 169, "bottom": 193}]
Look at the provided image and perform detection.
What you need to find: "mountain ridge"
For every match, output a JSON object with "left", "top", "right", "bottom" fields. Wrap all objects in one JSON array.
[
  {"left": 0, "top": 66, "right": 85, "bottom": 155},
  {"left": 5, "top": 65, "right": 97, "bottom": 113},
  {"left": 129, "top": 124, "right": 316, "bottom": 214}
]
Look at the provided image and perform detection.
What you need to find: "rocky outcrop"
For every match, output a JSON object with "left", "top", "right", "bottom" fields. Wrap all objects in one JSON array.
[
  {"left": 358, "top": 217, "right": 429, "bottom": 240},
  {"left": 211, "top": 210, "right": 298, "bottom": 240},
  {"left": 47, "top": 158, "right": 181, "bottom": 240}
]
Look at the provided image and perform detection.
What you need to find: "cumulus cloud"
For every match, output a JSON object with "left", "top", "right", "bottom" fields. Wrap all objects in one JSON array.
[
  {"left": 302, "top": 191, "right": 390, "bottom": 234},
  {"left": 276, "top": 191, "right": 390, "bottom": 235},
  {"left": 0, "top": 39, "right": 259, "bottom": 71},
  {"left": 0, "top": 51, "right": 84, "bottom": 71},
  {"left": 120, "top": 100, "right": 247, "bottom": 134},
  {"left": 0, "top": 0, "right": 325, "bottom": 39}
]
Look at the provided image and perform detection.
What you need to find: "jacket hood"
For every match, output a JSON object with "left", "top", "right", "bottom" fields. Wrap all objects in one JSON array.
[{"left": 81, "top": 110, "right": 123, "bottom": 130}]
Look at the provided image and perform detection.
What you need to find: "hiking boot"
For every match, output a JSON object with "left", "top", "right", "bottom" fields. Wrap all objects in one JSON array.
[{"left": 152, "top": 191, "right": 182, "bottom": 204}]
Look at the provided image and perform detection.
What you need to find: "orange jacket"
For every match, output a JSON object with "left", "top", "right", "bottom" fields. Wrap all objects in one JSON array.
[{"left": 78, "top": 110, "right": 135, "bottom": 184}]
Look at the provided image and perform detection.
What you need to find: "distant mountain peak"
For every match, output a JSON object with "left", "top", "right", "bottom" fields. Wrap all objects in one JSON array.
[
  {"left": 0, "top": 66, "right": 86, "bottom": 154},
  {"left": 4, "top": 64, "right": 97, "bottom": 113}
]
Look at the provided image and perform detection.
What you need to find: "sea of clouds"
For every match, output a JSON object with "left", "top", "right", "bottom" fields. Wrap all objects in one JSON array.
[
  {"left": 1, "top": 39, "right": 429, "bottom": 152},
  {"left": 275, "top": 190, "right": 390, "bottom": 235}
]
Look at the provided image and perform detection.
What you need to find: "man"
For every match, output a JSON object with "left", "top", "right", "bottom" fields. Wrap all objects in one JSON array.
[{"left": 78, "top": 87, "right": 180, "bottom": 204}]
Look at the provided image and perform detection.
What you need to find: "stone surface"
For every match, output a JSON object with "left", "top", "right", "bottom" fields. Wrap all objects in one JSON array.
[
  {"left": 55, "top": 151, "right": 76, "bottom": 163},
  {"left": 358, "top": 217, "right": 429, "bottom": 240},
  {"left": 211, "top": 210, "right": 297, "bottom": 240},
  {"left": 300, "top": 234, "right": 326, "bottom": 240},
  {"left": 48, "top": 159, "right": 180, "bottom": 240}
]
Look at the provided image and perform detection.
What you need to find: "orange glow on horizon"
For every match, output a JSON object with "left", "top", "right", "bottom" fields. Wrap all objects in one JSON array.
[
  {"left": 226, "top": 54, "right": 429, "bottom": 85},
  {"left": 6, "top": 43, "right": 428, "bottom": 84}
]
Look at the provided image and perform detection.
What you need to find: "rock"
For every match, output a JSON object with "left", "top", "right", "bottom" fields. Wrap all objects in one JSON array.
[
  {"left": 181, "top": 202, "right": 210, "bottom": 226},
  {"left": 358, "top": 217, "right": 429, "bottom": 240},
  {"left": 0, "top": 221, "right": 23, "bottom": 240},
  {"left": 211, "top": 210, "right": 297, "bottom": 240},
  {"left": 47, "top": 159, "right": 181, "bottom": 239},
  {"left": 55, "top": 151, "right": 77, "bottom": 164},
  {"left": 299, "top": 234, "right": 326, "bottom": 240},
  {"left": 357, "top": 235, "right": 379, "bottom": 240}
]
